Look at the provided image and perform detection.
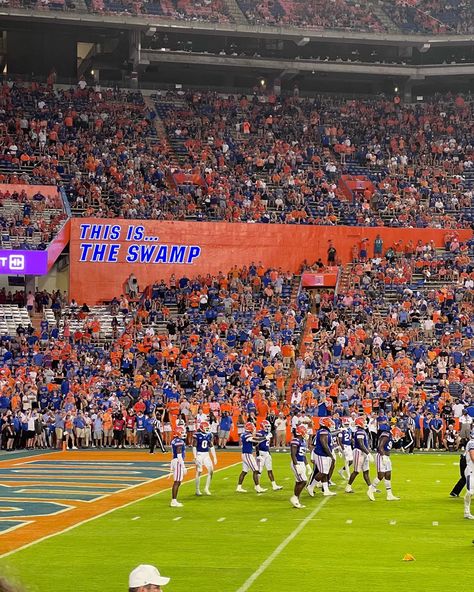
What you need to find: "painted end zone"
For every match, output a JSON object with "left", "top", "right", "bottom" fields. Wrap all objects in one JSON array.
[{"left": 0, "top": 451, "right": 240, "bottom": 557}]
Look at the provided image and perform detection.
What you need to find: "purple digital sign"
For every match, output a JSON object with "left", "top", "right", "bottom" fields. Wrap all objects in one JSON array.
[{"left": 0, "top": 250, "right": 48, "bottom": 275}]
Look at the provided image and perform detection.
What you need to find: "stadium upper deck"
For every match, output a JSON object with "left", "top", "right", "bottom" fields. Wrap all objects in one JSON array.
[{"left": 0, "top": 0, "right": 472, "bottom": 34}]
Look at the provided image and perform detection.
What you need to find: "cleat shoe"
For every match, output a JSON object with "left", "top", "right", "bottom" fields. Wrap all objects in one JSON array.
[
  {"left": 345, "top": 485, "right": 354, "bottom": 493},
  {"left": 196, "top": 490, "right": 202, "bottom": 496},
  {"left": 323, "top": 490, "right": 336, "bottom": 497},
  {"left": 338, "top": 468, "right": 347, "bottom": 480},
  {"left": 367, "top": 487, "right": 375, "bottom": 502},
  {"left": 450, "top": 492, "right": 459, "bottom": 498},
  {"left": 272, "top": 484, "right": 283, "bottom": 491},
  {"left": 204, "top": 489, "right": 211, "bottom": 496},
  {"left": 170, "top": 499, "right": 183, "bottom": 507},
  {"left": 236, "top": 485, "right": 247, "bottom": 493},
  {"left": 306, "top": 484, "right": 315, "bottom": 497},
  {"left": 386, "top": 493, "right": 400, "bottom": 501},
  {"left": 255, "top": 485, "right": 267, "bottom": 493},
  {"left": 290, "top": 495, "right": 301, "bottom": 508},
  {"left": 464, "top": 514, "right": 474, "bottom": 520}
]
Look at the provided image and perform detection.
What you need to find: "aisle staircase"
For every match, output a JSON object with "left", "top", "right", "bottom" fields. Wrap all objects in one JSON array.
[
  {"left": 143, "top": 96, "right": 180, "bottom": 169},
  {"left": 222, "top": 0, "right": 248, "bottom": 24},
  {"left": 370, "top": 0, "right": 402, "bottom": 32}
]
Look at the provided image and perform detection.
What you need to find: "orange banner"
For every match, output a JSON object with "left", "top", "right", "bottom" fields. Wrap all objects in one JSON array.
[{"left": 69, "top": 218, "right": 472, "bottom": 303}]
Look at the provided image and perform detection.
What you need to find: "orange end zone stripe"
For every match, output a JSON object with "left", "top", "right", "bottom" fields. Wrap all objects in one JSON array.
[{"left": 0, "top": 451, "right": 241, "bottom": 557}]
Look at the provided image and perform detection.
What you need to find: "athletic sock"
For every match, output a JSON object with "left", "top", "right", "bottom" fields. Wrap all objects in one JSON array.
[
  {"left": 322, "top": 481, "right": 329, "bottom": 493},
  {"left": 371, "top": 477, "right": 380, "bottom": 488},
  {"left": 384, "top": 479, "right": 392, "bottom": 492},
  {"left": 206, "top": 474, "right": 212, "bottom": 490},
  {"left": 464, "top": 492, "right": 472, "bottom": 515},
  {"left": 195, "top": 474, "right": 201, "bottom": 492}
]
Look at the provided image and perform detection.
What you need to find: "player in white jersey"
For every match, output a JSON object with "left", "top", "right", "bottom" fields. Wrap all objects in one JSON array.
[
  {"left": 464, "top": 428, "right": 474, "bottom": 520},
  {"left": 193, "top": 421, "right": 217, "bottom": 496}
]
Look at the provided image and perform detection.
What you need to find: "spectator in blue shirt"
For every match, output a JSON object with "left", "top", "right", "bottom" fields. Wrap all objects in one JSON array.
[
  {"left": 218, "top": 412, "right": 232, "bottom": 449},
  {"left": 429, "top": 414, "right": 443, "bottom": 449}
]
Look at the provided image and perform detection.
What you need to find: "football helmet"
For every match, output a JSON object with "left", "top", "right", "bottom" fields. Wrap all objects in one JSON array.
[
  {"left": 320, "top": 417, "right": 335, "bottom": 430},
  {"left": 295, "top": 424, "right": 307, "bottom": 437},
  {"left": 199, "top": 421, "right": 210, "bottom": 433}
]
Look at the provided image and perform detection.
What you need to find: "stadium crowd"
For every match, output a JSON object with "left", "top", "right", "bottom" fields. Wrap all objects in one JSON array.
[
  {"left": 0, "top": 238, "right": 472, "bottom": 453},
  {"left": 3, "top": 0, "right": 473, "bottom": 34},
  {"left": 384, "top": 0, "right": 474, "bottom": 35},
  {"left": 1, "top": 82, "right": 472, "bottom": 229}
]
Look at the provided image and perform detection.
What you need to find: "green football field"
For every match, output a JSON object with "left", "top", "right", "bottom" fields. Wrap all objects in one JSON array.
[{"left": 0, "top": 452, "right": 472, "bottom": 592}]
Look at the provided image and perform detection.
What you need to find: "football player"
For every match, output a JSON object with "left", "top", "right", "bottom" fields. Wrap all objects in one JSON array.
[
  {"left": 257, "top": 420, "right": 283, "bottom": 491},
  {"left": 368, "top": 423, "right": 400, "bottom": 501},
  {"left": 463, "top": 428, "right": 474, "bottom": 520},
  {"left": 307, "top": 417, "right": 337, "bottom": 497},
  {"left": 193, "top": 421, "right": 217, "bottom": 496},
  {"left": 170, "top": 426, "right": 187, "bottom": 508},
  {"left": 345, "top": 416, "right": 374, "bottom": 494},
  {"left": 290, "top": 424, "right": 310, "bottom": 508},
  {"left": 337, "top": 417, "right": 353, "bottom": 480},
  {"left": 236, "top": 422, "right": 267, "bottom": 493}
]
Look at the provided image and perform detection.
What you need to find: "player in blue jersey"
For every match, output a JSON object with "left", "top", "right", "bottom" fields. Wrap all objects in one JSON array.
[
  {"left": 170, "top": 426, "right": 187, "bottom": 507},
  {"left": 256, "top": 420, "right": 283, "bottom": 491},
  {"left": 236, "top": 422, "right": 267, "bottom": 493},
  {"left": 307, "top": 417, "right": 336, "bottom": 497},
  {"left": 368, "top": 424, "right": 400, "bottom": 501},
  {"left": 464, "top": 428, "right": 474, "bottom": 520},
  {"left": 290, "top": 424, "right": 310, "bottom": 508},
  {"left": 345, "top": 416, "right": 374, "bottom": 494},
  {"left": 337, "top": 417, "right": 353, "bottom": 481},
  {"left": 193, "top": 421, "right": 217, "bottom": 496}
]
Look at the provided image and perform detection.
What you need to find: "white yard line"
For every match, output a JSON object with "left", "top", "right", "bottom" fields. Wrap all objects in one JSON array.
[
  {"left": 432, "top": 521, "right": 439, "bottom": 526},
  {"left": 131, "top": 516, "right": 140, "bottom": 521},
  {"left": 346, "top": 519, "right": 353, "bottom": 524},
  {"left": 235, "top": 497, "right": 329, "bottom": 592},
  {"left": 173, "top": 516, "right": 182, "bottom": 521},
  {"left": 390, "top": 520, "right": 397, "bottom": 525},
  {"left": 260, "top": 518, "right": 267, "bottom": 523},
  {"left": 217, "top": 517, "right": 226, "bottom": 522}
]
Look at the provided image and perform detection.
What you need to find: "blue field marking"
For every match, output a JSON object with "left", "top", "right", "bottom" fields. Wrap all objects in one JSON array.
[
  {"left": 0, "top": 501, "right": 71, "bottom": 518},
  {"left": 0, "top": 521, "right": 31, "bottom": 534},
  {"left": 0, "top": 459, "right": 171, "bottom": 508}
]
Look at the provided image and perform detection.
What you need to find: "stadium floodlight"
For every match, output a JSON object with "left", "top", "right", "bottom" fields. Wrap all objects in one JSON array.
[
  {"left": 296, "top": 37, "right": 310, "bottom": 46},
  {"left": 146, "top": 27, "right": 156, "bottom": 37},
  {"left": 419, "top": 43, "right": 431, "bottom": 53}
]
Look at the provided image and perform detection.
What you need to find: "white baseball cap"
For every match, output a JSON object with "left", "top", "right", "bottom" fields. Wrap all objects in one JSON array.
[{"left": 129, "top": 565, "right": 170, "bottom": 587}]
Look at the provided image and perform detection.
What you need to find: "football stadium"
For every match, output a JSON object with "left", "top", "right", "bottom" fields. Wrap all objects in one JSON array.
[{"left": 0, "top": 1, "right": 473, "bottom": 591}]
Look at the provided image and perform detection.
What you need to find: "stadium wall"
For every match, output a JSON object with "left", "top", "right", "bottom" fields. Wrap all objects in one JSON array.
[{"left": 69, "top": 219, "right": 472, "bottom": 303}]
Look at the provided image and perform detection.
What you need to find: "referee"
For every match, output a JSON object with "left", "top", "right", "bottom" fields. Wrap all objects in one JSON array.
[
  {"left": 450, "top": 452, "right": 466, "bottom": 497},
  {"left": 149, "top": 412, "right": 166, "bottom": 454}
]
